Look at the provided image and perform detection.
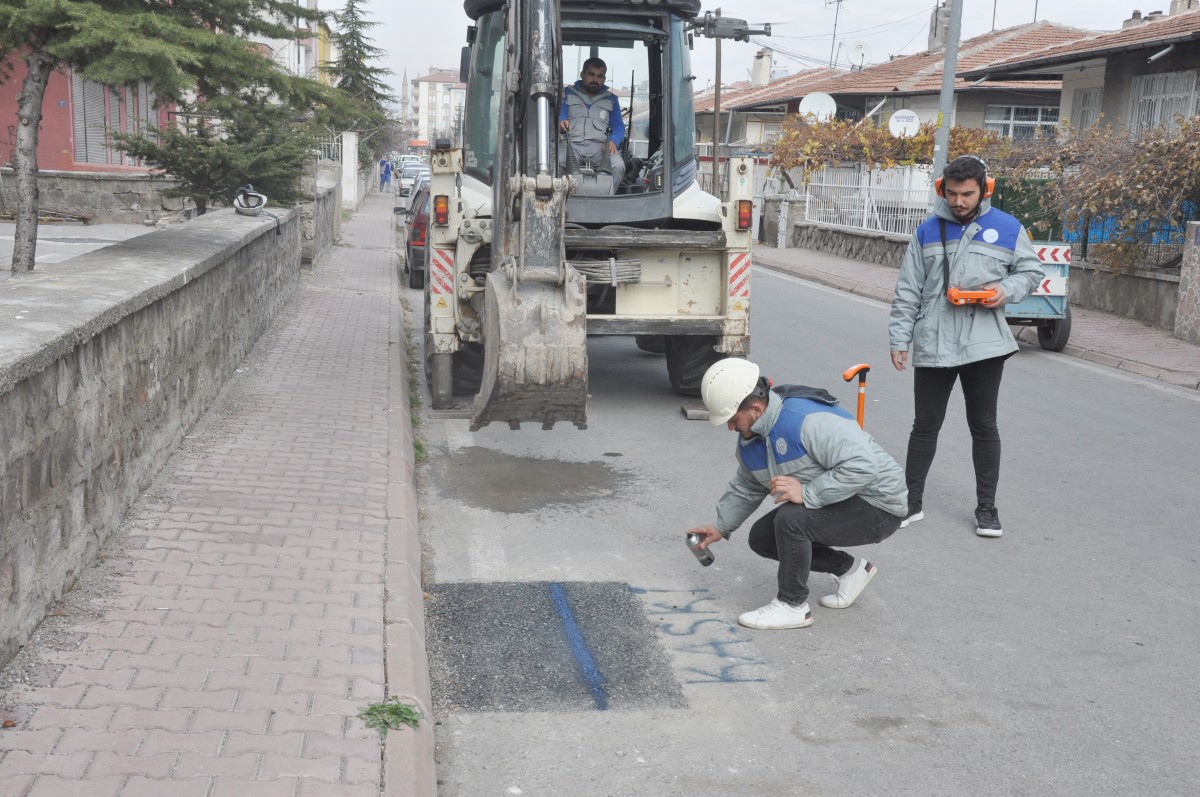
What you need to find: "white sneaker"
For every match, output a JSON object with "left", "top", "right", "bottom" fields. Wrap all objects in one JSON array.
[
  {"left": 819, "top": 557, "right": 877, "bottom": 609},
  {"left": 899, "top": 508, "right": 924, "bottom": 529},
  {"left": 737, "top": 598, "right": 813, "bottom": 630}
]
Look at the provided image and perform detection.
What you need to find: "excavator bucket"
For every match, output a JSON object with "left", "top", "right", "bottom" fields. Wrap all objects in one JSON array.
[{"left": 470, "top": 266, "right": 589, "bottom": 431}]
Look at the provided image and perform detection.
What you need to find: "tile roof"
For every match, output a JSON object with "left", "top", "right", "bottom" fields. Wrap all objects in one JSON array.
[
  {"left": 693, "top": 80, "right": 753, "bottom": 112},
  {"left": 722, "top": 68, "right": 844, "bottom": 110},
  {"left": 960, "top": 9, "right": 1200, "bottom": 77},
  {"left": 730, "top": 21, "right": 1086, "bottom": 107}
]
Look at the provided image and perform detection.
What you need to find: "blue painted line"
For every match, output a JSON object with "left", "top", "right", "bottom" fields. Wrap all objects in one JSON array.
[{"left": 548, "top": 582, "right": 609, "bottom": 711}]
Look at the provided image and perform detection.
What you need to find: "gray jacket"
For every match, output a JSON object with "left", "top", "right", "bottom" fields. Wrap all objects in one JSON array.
[
  {"left": 889, "top": 198, "right": 1044, "bottom": 368},
  {"left": 715, "top": 392, "right": 908, "bottom": 536}
]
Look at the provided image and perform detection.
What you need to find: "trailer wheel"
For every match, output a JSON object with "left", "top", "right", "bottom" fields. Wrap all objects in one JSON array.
[
  {"left": 1037, "top": 306, "right": 1072, "bottom": 352},
  {"left": 635, "top": 335, "right": 667, "bottom": 355},
  {"left": 665, "top": 335, "right": 726, "bottom": 396}
]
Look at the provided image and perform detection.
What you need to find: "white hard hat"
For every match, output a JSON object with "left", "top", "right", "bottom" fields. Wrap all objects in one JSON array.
[{"left": 701, "top": 358, "right": 761, "bottom": 426}]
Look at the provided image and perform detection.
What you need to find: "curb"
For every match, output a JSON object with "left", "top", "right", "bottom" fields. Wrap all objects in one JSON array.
[
  {"left": 754, "top": 250, "right": 1200, "bottom": 392},
  {"left": 384, "top": 249, "right": 438, "bottom": 796}
]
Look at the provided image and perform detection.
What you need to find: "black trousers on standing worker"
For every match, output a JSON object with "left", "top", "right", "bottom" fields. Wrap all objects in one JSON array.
[
  {"left": 748, "top": 498, "right": 901, "bottom": 607},
  {"left": 905, "top": 354, "right": 1008, "bottom": 509}
]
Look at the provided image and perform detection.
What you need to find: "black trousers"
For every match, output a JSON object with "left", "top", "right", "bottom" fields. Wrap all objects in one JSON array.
[
  {"left": 747, "top": 498, "right": 901, "bottom": 607},
  {"left": 905, "top": 355, "right": 1007, "bottom": 508}
]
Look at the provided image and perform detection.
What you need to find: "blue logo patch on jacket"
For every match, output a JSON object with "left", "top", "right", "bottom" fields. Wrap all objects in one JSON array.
[{"left": 737, "top": 398, "right": 853, "bottom": 472}]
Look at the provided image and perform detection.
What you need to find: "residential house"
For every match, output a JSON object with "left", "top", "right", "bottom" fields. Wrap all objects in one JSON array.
[
  {"left": 727, "top": 20, "right": 1090, "bottom": 140},
  {"left": 959, "top": 4, "right": 1200, "bottom": 134}
]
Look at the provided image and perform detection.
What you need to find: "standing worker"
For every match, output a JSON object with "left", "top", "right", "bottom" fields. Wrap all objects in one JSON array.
[
  {"left": 379, "top": 157, "right": 392, "bottom": 193},
  {"left": 558, "top": 58, "right": 625, "bottom": 191},
  {"left": 687, "top": 360, "right": 907, "bottom": 630},
  {"left": 888, "top": 155, "right": 1044, "bottom": 538}
]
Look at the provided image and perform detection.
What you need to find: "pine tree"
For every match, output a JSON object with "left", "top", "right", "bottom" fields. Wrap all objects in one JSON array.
[
  {"left": 0, "top": 0, "right": 325, "bottom": 274},
  {"left": 323, "top": 0, "right": 396, "bottom": 164}
]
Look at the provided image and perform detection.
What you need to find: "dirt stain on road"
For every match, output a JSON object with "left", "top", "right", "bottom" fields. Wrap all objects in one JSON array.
[{"left": 430, "top": 446, "right": 631, "bottom": 514}]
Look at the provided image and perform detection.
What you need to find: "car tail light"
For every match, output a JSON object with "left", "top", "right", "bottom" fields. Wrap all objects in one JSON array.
[
  {"left": 411, "top": 223, "right": 426, "bottom": 247},
  {"left": 737, "top": 200, "right": 753, "bottom": 231},
  {"left": 433, "top": 195, "right": 449, "bottom": 225}
]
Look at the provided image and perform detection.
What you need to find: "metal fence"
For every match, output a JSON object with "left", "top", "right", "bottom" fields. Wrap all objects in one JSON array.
[
  {"left": 804, "top": 164, "right": 932, "bottom": 236},
  {"left": 317, "top": 135, "right": 342, "bottom": 162}
]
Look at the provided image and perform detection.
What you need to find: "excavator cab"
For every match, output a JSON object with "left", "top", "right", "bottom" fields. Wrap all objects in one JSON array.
[{"left": 424, "top": 0, "right": 762, "bottom": 429}]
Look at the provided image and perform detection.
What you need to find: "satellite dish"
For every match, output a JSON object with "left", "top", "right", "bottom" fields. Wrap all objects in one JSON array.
[
  {"left": 888, "top": 108, "right": 921, "bottom": 138},
  {"left": 848, "top": 41, "right": 873, "bottom": 70},
  {"left": 797, "top": 92, "right": 837, "bottom": 123}
]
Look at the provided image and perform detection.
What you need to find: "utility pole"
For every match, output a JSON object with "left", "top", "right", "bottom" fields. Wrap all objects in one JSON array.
[{"left": 930, "top": 0, "right": 964, "bottom": 207}]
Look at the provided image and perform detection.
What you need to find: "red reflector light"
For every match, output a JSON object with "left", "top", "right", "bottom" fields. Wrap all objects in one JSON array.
[
  {"left": 737, "top": 200, "right": 753, "bottom": 231},
  {"left": 411, "top": 224, "right": 426, "bottom": 246},
  {"left": 434, "top": 195, "right": 449, "bottom": 225}
]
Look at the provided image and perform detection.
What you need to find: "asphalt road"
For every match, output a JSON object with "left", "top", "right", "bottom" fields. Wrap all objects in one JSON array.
[{"left": 413, "top": 268, "right": 1200, "bottom": 797}]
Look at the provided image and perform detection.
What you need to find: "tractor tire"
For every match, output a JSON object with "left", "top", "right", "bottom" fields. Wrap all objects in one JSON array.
[
  {"left": 665, "top": 335, "right": 725, "bottom": 396},
  {"left": 1037, "top": 306, "right": 1071, "bottom": 352},
  {"left": 407, "top": 267, "right": 424, "bottom": 290},
  {"left": 635, "top": 335, "right": 667, "bottom": 355}
]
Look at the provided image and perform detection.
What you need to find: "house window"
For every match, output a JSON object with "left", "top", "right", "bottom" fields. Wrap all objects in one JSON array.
[
  {"left": 1071, "top": 88, "right": 1103, "bottom": 130},
  {"left": 983, "top": 105, "right": 1059, "bottom": 139},
  {"left": 72, "top": 73, "right": 158, "bottom": 165},
  {"left": 1129, "top": 70, "right": 1198, "bottom": 135}
]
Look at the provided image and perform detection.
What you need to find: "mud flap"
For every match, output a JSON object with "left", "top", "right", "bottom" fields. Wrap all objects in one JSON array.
[{"left": 471, "top": 266, "right": 589, "bottom": 431}]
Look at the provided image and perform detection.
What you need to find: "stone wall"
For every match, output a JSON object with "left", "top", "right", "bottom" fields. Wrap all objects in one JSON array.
[
  {"left": 1174, "top": 222, "right": 1200, "bottom": 344},
  {"left": 0, "top": 209, "right": 301, "bottom": 665},
  {"left": 0, "top": 169, "right": 192, "bottom": 224},
  {"left": 1067, "top": 261, "right": 1180, "bottom": 331},
  {"left": 301, "top": 179, "right": 340, "bottom": 267},
  {"left": 790, "top": 221, "right": 910, "bottom": 267}
]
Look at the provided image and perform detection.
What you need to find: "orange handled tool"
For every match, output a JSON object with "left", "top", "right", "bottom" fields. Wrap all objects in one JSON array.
[
  {"left": 842, "top": 363, "right": 871, "bottom": 428},
  {"left": 946, "top": 286, "right": 998, "bottom": 305}
]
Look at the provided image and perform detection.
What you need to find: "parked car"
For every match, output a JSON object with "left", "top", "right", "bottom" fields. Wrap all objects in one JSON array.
[
  {"left": 410, "top": 172, "right": 431, "bottom": 202},
  {"left": 405, "top": 185, "right": 431, "bottom": 289},
  {"left": 399, "top": 163, "right": 429, "bottom": 196}
]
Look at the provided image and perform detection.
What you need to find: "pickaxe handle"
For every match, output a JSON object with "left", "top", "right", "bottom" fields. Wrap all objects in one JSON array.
[{"left": 842, "top": 363, "right": 871, "bottom": 429}]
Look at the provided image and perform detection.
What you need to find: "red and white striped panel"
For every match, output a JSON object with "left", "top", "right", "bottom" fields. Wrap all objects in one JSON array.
[
  {"left": 1036, "top": 245, "right": 1071, "bottom": 264},
  {"left": 430, "top": 248, "right": 455, "bottom": 295},
  {"left": 728, "top": 252, "right": 751, "bottom": 299}
]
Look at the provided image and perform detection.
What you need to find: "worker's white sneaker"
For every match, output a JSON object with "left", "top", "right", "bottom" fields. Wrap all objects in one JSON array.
[
  {"left": 899, "top": 503, "right": 924, "bottom": 529},
  {"left": 737, "top": 599, "right": 813, "bottom": 630},
  {"left": 819, "top": 557, "right": 877, "bottom": 609}
]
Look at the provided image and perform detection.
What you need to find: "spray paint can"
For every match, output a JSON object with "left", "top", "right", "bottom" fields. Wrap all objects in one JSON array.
[{"left": 686, "top": 533, "right": 715, "bottom": 567}]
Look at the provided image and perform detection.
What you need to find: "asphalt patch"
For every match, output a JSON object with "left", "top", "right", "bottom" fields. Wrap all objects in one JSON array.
[{"left": 426, "top": 581, "right": 686, "bottom": 713}]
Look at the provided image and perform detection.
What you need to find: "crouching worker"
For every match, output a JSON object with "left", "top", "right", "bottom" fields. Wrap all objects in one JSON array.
[{"left": 688, "top": 359, "right": 908, "bottom": 630}]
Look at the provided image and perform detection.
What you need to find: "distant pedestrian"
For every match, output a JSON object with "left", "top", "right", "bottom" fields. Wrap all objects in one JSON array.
[
  {"left": 687, "top": 359, "right": 907, "bottom": 630},
  {"left": 379, "top": 158, "right": 393, "bottom": 192},
  {"left": 888, "top": 155, "right": 1044, "bottom": 538}
]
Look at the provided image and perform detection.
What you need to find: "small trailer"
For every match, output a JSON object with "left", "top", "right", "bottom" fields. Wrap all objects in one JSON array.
[{"left": 1006, "top": 241, "right": 1071, "bottom": 351}]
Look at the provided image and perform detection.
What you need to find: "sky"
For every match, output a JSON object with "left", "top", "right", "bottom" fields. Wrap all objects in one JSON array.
[{"left": 348, "top": 1, "right": 1138, "bottom": 102}]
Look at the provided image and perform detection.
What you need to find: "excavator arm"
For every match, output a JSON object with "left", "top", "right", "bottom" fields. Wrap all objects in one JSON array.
[{"left": 471, "top": 0, "right": 589, "bottom": 430}]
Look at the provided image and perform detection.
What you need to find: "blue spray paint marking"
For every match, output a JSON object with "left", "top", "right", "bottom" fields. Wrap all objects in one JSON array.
[{"left": 548, "top": 582, "right": 609, "bottom": 711}]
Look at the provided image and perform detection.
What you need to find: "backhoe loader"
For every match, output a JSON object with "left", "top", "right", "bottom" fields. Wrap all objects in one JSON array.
[{"left": 423, "top": 0, "right": 767, "bottom": 429}]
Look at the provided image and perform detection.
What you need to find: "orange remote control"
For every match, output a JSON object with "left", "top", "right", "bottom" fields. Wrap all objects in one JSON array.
[{"left": 946, "top": 286, "right": 998, "bottom": 305}]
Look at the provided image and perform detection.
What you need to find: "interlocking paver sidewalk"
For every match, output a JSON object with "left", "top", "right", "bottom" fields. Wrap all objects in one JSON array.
[
  {"left": 0, "top": 190, "right": 432, "bottom": 796},
  {"left": 755, "top": 245, "right": 1200, "bottom": 390}
]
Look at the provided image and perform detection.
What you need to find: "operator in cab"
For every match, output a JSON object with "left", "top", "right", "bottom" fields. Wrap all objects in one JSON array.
[{"left": 558, "top": 58, "right": 625, "bottom": 192}]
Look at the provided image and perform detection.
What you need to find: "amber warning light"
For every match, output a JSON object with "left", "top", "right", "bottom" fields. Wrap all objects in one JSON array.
[
  {"left": 737, "top": 199, "right": 753, "bottom": 231},
  {"left": 434, "top": 195, "right": 449, "bottom": 225}
]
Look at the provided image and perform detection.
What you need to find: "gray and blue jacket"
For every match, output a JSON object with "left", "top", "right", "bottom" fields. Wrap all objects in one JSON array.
[
  {"left": 559, "top": 82, "right": 625, "bottom": 155},
  {"left": 715, "top": 391, "right": 908, "bottom": 537},
  {"left": 889, "top": 197, "right": 1045, "bottom": 368}
]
